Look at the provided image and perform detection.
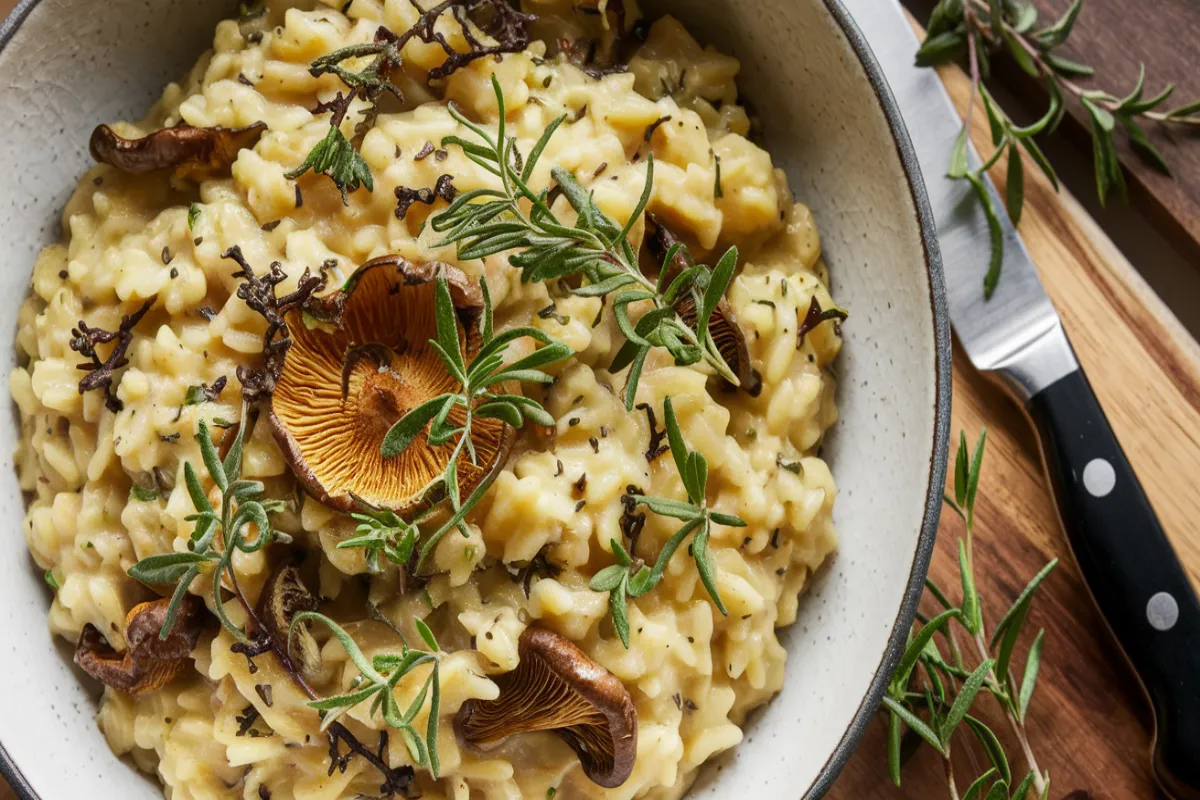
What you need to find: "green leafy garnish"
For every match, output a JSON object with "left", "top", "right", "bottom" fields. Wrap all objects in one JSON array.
[
  {"left": 129, "top": 485, "right": 159, "bottom": 502},
  {"left": 285, "top": 125, "right": 374, "bottom": 204},
  {"left": 127, "top": 409, "right": 291, "bottom": 641},
  {"left": 292, "top": 611, "right": 442, "bottom": 778},
  {"left": 187, "top": 203, "right": 202, "bottom": 231},
  {"left": 373, "top": 273, "right": 572, "bottom": 571},
  {"left": 589, "top": 397, "right": 745, "bottom": 647},
  {"left": 338, "top": 502, "right": 419, "bottom": 574},
  {"left": 886, "top": 429, "right": 1056, "bottom": 799},
  {"left": 916, "top": 0, "right": 1198, "bottom": 297},
  {"left": 431, "top": 75, "right": 743, "bottom": 408}
]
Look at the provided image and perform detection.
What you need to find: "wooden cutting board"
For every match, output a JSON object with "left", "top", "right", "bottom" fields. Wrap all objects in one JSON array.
[
  {"left": 2, "top": 3, "right": 1199, "bottom": 800},
  {"left": 828, "top": 40, "right": 1200, "bottom": 800}
]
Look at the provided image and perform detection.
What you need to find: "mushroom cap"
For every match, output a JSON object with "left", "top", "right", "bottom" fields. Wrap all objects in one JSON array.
[
  {"left": 456, "top": 626, "right": 637, "bottom": 788},
  {"left": 90, "top": 122, "right": 268, "bottom": 180},
  {"left": 269, "top": 256, "right": 514, "bottom": 515},
  {"left": 74, "top": 595, "right": 205, "bottom": 695}
]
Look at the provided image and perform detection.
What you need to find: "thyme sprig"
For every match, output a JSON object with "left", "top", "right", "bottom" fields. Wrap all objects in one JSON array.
[
  {"left": 884, "top": 430, "right": 1058, "bottom": 799},
  {"left": 376, "top": 273, "right": 573, "bottom": 569},
  {"left": 291, "top": 612, "right": 442, "bottom": 778},
  {"left": 339, "top": 503, "right": 419, "bottom": 574},
  {"left": 432, "top": 76, "right": 741, "bottom": 407},
  {"left": 287, "top": 0, "right": 532, "bottom": 200},
  {"left": 127, "top": 410, "right": 292, "bottom": 642},
  {"left": 918, "top": 0, "right": 1199, "bottom": 297},
  {"left": 589, "top": 397, "right": 745, "bottom": 647}
]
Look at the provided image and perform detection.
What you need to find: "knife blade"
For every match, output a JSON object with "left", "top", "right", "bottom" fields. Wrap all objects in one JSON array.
[{"left": 845, "top": 1, "right": 1200, "bottom": 796}]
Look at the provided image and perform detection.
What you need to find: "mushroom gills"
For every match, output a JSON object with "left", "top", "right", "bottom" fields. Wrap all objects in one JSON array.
[
  {"left": 456, "top": 626, "right": 637, "bottom": 789},
  {"left": 644, "top": 215, "right": 759, "bottom": 395},
  {"left": 269, "top": 256, "right": 514, "bottom": 515},
  {"left": 257, "top": 559, "right": 324, "bottom": 681}
]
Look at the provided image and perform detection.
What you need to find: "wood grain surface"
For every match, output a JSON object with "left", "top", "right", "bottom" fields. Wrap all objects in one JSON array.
[
  {"left": 827, "top": 38, "right": 1200, "bottom": 800},
  {"left": 1, "top": 1, "right": 1198, "bottom": 799}
]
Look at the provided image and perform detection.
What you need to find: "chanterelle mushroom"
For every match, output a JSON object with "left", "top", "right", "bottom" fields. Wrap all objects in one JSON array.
[
  {"left": 269, "top": 255, "right": 513, "bottom": 514},
  {"left": 74, "top": 595, "right": 204, "bottom": 695},
  {"left": 89, "top": 122, "right": 268, "bottom": 180},
  {"left": 456, "top": 626, "right": 637, "bottom": 788}
]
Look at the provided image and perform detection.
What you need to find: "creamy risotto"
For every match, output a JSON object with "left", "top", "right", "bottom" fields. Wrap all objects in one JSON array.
[{"left": 10, "top": 1, "right": 844, "bottom": 798}]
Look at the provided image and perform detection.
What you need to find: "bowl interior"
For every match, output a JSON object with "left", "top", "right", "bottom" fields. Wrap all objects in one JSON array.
[{"left": 0, "top": 0, "right": 947, "bottom": 797}]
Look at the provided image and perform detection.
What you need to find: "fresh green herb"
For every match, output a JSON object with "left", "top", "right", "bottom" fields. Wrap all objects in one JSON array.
[
  {"left": 917, "top": 0, "right": 1199, "bottom": 297},
  {"left": 127, "top": 410, "right": 291, "bottom": 641},
  {"left": 44, "top": 569, "right": 59, "bottom": 591},
  {"left": 129, "top": 485, "right": 159, "bottom": 502},
  {"left": 292, "top": 611, "right": 442, "bottom": 777},
  {"left": 547, "top": 788, "right": 557, "bottom": 799},
  {"left": 376, "top": 273, "right": 572, "bottom": 570},
  {"left": 338, "top": 502, "right": 418, "bottom": 574},
  {"left": 286, "top": 125, "right": 373, "bottom": 203},
  {"left": 187, "top": 203, "right": 202, "bottom": 231},
  {"left": 184, "top": 385, "right": 208, "bottom": 405},
  {"left": 885, "top": 429, "right": 1056, "bottom": 799},
  {"left": 432, "top": 76, "right": 743, "bottom": 407},
  {"left": 589, "top": 397, "right": 746, "bottom": 647}
]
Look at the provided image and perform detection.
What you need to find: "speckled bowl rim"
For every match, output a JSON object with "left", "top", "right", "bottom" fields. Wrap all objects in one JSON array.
[{"left": 0, "top": 0, "right": 951, "bottom": 796}]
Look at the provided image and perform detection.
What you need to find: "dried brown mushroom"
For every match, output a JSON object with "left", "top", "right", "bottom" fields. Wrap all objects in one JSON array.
[
  {"left": 456, "top": 626, "right": 637, "bottom": 788},
  {"left": 256, "top": 559, "right": 323, "bottom": 680},
  {"left": 74, "top": 595, "right": 204, "bottom": 695},
  {"left": 645, "top": 216, "right": 759, "bottom": 396},
  {"left": 90, "top": 122, "right": 268, "bottom": 180},
  {"left": 269, "top": 256, "right": 513, "bottom": 514}
]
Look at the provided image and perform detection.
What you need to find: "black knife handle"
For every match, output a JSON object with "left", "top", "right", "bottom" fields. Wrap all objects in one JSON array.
[{"left": 1029, "top": 369, "right": 1200, "bottom": 799}]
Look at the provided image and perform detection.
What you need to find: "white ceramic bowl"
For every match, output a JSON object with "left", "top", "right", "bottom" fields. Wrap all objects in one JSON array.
[{"left": 0, "top": 0, "right": 950, "bottom": 797}]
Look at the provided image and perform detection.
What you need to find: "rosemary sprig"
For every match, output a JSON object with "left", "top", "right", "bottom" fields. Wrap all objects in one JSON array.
[
  {"left": 376, "top": 273, "right": 573, "bottom": 569},
  {"left": 918, "top": 0, "right": 1199, "bottom": 297},
  {"left": 589, "top": 397, "right": 745, "bottom": 647},
  {"left": 884, "top": 429, "right": 1057, "bottom": 799},
  {"left": 127, "top": 409, "right": 291, "bottom": 641},
  {"left": 432, "top": 76, "right": 742, "bottom": 407},
  {"left": 293, "top": 612, "right": 442, "bottom": 778}
]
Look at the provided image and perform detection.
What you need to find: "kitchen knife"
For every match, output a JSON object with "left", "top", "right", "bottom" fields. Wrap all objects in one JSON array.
[{"left": 846, "top": 1, "right": 1200, "bottom": 796}]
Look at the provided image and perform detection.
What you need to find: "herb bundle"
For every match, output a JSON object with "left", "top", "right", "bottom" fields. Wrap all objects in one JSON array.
[
  {"left": 917, "top": 0, "right": 1200, "bottom": 297},
  {"left": 589, "top": 397, "right": 746, "bottom": 647},
  {"left": 884, "top": 430, "right": 1058, "bottom": 800},
  {"left": 287, "top": 0, "right": 533, "bottom": 201},
  {"left": 432, "top": 76, "right": 743, "bottom": 407},
  {"left": 127, "top": 411, "right": 291, "bottom": 642},
  {"left": 372, "top": 273, "right": 573, "bottom": 569},
  {"left": 292, "top": 612, "right": 443, "bottom": 778}
]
